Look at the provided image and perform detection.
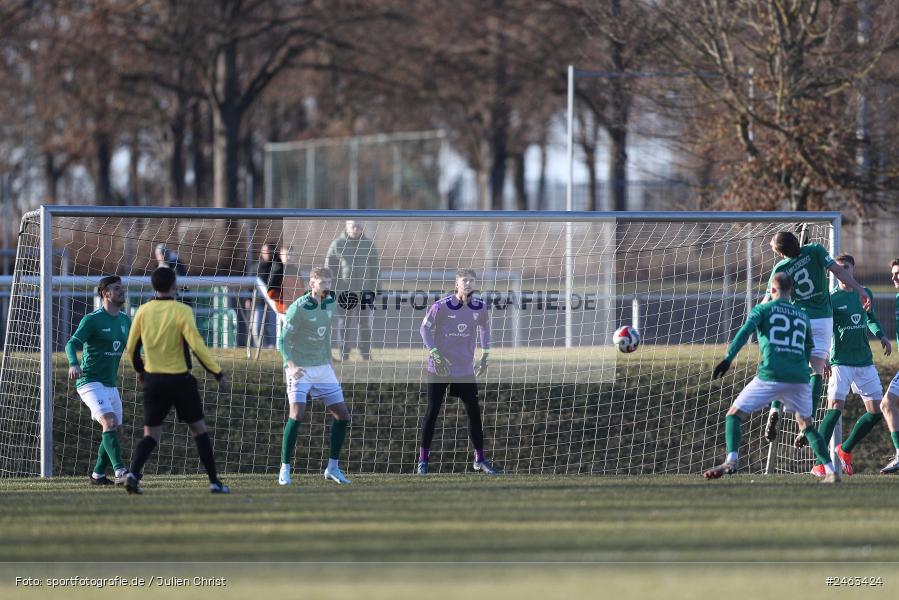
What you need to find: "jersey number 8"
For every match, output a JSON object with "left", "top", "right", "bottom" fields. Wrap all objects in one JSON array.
[{"left": 791, "top": 268, "right": 814, "bottom": 298}]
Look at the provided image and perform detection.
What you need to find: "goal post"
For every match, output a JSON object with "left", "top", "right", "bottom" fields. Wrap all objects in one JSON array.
[
  {"left": 0, "top": 207, "right": 840, "bottom": 478},
  {"left": 39, "top": 206, "right": 53, "bottom": 477}
]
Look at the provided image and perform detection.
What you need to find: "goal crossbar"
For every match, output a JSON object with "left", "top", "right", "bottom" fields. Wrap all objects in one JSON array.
[{"left": 34, "top": 206, "right": 842, "bottom": 223}]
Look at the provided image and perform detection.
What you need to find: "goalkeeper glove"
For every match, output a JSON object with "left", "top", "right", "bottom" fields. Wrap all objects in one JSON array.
[
  {"left": 430, "top": 348, "right": 451, "bottom": 377},
  {"left": 474, "top": 350, "right": 489, "bottom": 377},
  {"left": 712, "top": 359, "right": 731, "bottom": 379}
]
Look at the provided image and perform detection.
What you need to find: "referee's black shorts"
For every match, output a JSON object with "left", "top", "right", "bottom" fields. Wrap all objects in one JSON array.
[{"left": 142, "top": 372, "right": 205, "bottom": 427}]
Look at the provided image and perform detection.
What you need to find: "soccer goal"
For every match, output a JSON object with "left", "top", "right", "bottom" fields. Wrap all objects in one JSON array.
[{"left": 0, "top": 207, "right": 840, "bottom": 477}]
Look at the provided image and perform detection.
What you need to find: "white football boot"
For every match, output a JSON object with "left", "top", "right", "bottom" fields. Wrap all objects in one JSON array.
[
  {"left": 279, "top": 463, "right": 292, "bottom": 486},
  {"left": 323, "top": 465, "right": 351, "bottom": 485}
]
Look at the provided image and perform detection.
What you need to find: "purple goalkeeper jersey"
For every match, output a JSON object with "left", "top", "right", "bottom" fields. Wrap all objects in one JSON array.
[{"left": 420, "top": 294, "right": 491, "bottom": 377}]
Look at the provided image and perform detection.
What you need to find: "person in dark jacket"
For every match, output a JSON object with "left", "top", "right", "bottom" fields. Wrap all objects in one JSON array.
[
  {"left": 248, "top": 243, "right": 280, "bottom": 348},
  {"left": 326, "top": 221, "right": 379, "bottom": 360},
  {"left": 154, "top": 243, "right": 187, "bottom": 276},
  {"left": 154, "top": 243, "right": 190, "bottom": 304},
  {"left": 268, "top": 245, "right": 288, "bottom": 313}
]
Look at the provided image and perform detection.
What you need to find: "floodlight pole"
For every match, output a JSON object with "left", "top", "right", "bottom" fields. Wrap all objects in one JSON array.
[
  {"left": 263, "top": 146, "right": 273, "bottom": 209},
  {"left": 349, "top": 139, "right": 359, "bottom": 210},
  {"left": 565, "top": 65, "right": 575, "bottom": 348},
  {"left": 306, "top": 146, "right": 316, "bottom": 208}
]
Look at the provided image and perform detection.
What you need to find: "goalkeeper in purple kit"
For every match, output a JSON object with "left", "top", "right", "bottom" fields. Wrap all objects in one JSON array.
[{"left": 417, "top": 269, "right": 500, "bottom": 475}]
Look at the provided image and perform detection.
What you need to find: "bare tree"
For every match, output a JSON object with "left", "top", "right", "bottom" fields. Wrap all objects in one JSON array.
[
  {"left": 195, "top": 1, "right": 398, "bottom": 208},
  {"left": 107, "top": 1, "right": 209, "bottom": 205},
  {"left": 566, "top": 0, "right": 670, "bottom": 211},
  {"left": 388, "top": 1, "right": 572, "bottom": 210},
  {"left": 10, "top": 2, "right": 131, "bottom": 205},
  {"left": 659, "top": 0, "right": 899, "bottom": 212}
]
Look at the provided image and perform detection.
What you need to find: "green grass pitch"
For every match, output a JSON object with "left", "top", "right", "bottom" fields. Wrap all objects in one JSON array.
[
  {"left": 4, "top": 343, "right": 899, "bottom": 598},
  {"left": 1, "top": 474, "right": 898, "bottom": 599}
]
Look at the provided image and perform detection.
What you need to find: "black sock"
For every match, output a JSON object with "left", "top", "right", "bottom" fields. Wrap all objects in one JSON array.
[
  {"left": 129, "top": 436, "right": 158, "bottom": 477},
  {"left": 194, "top": 432, "right": 219, "bottom": 484}
]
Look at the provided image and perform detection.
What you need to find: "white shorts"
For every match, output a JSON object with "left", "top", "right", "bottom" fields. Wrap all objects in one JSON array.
[
  {"left": 733, "top": 377, "right": 813, "bottom": 418},
  {"left": 76, "top": 382, "right": 123, "bottom": 424},
  {"left": 809, "top": 317, "right": 833, "bottom": 360},
  {"left": 286, "top": 365, "right": 344, "bottom": 406},
  {"left": 887, "top": 371, "right": 899, "bottom": 399},
  {"left": 828, "top": 364, "right": 883, "bottom": 403}
]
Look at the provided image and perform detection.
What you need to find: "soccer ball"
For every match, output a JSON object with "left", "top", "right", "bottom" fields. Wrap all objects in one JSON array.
[{"left": 613, "top": 325, "right": 641, "bottom": 353}]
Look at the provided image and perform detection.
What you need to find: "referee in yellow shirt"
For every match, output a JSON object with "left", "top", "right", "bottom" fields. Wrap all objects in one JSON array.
[{"left": 123, "top": 267, "right": 231, "bottom": 494}]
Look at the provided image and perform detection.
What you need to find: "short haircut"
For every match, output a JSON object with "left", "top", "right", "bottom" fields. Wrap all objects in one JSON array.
[
  {"left": 456, "top": 268, "right": 477, "bottom": 280},
  {"left": 151, "top": 266, "right": 177, "bottom": 293},
  {"left": 771, "top": 271, "right": 793, "bottom": 293},
  {"left": 891, "top": 258, "right": 899, "bottom": 269},
  {"left": 97, "top": 275, "right": 122, "bottom": 297},
  {"left": 310, "top": 266, "right": 332, "bottom": 281},
  {"left": 834, "top": 253, "right": 855, "bottom": 266},
  {"left": 261, "top": 242, "right": 275, "bottom": 252},
  {"left": 772, "top": 232, "right": 801, "bottom": 258}
]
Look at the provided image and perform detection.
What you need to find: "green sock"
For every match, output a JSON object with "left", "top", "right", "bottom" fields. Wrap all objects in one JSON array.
[
  {"left": 842, "top": 412, "right": 883, "bottom": 453},
  {"left": 101, "top": 430, "right": 124, "bottom": 472},
  {"left": 92, "top": 441, "right": 111, "bottom": 475},
  {"left": 816, "top": 409, "right": 842, "bottom": 463},
  {"left": 810, "top": 374, "right": 824, "bottom": 417},
  {"left": 803, "top": 427, "right": 831, "bottom": 466},
  {"left": 725, "top": 414, "right": 742, "bottom": 454},
  {"left": 892, "top": 431, "right": 899, "bottom": 450},
  {"left": 770, "top": 400, "right": 783, "bottom": 410},
  {"left": 281, "top": 418, "right": 300, "bottom": 465},
  {"left": 329, "top": 419, "right": 349, "bottom": 460}
]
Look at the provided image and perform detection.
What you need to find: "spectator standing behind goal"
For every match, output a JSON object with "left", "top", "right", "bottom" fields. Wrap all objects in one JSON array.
[
  {"left": 267, "top": 245, "right": 288, "bottom": 314},
  {"left": 154, "top": 243, "right": 190, "bottom": 303},
  {"left": 246, "top": 242, "right": 280, "bottom": 348},
  {"left": 417, "top": 269, "right": 500, "bottom": 475},
  {"left": 65, "top": 276, "right": 131, "bottom": 486},
  {"left": 326, "top": 220, "right": 379, "bottom": 360},
  {"left": 154, "top": 243, "right": 187, "bottom": 276},
  {"left": 123, "top": 267, "right": 230, "bottom": 495},
  {"left": 278, "top": 267, "right": 352, "bottom": 487},
  {"left": 705, "top": 272, "right": 840, "bottom": 483}
]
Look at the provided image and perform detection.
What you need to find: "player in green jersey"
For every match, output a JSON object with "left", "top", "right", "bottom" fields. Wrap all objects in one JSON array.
[
  {"left": 65, "top": 276, "right": 131, "bottom": 486},
  {"left": 811, "top": 254, "right": 890, "bottom": 477},
  {"left": 278, "top": 266, "right": 352, "bottom": 487},
  {"left": 763, "top": 232, "right": 871, "bottom": 447},
  {"left": 878, "top": 259, "right": 899, "bottom": 474},
  {"left": 705, "top": 272, "right": 840, "bottom": 483}
]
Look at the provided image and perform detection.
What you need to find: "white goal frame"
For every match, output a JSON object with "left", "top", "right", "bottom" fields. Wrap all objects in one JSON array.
[{"left": 10, "top": 206, "right": 840, "bottom": 477}]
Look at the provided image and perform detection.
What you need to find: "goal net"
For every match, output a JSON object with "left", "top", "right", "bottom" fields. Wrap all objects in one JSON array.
[{"left": 0, "top": 208, "right": 838, "bottom": 477}]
